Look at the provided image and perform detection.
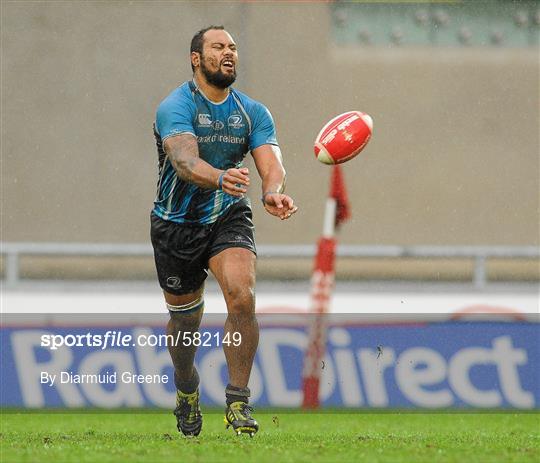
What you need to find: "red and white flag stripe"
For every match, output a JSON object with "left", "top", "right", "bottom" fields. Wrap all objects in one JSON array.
[{"left": 302, "top": 165, "right": 350, "bottom": 408}]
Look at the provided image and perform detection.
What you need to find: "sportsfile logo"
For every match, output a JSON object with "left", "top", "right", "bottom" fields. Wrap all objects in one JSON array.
[{"left": 2, "top": 324, "right": 537, "bottom": 409}]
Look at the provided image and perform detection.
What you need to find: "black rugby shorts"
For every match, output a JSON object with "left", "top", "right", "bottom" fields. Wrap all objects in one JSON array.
[{"left": 150, "top": 198, "right": 256, "bottom": 295}]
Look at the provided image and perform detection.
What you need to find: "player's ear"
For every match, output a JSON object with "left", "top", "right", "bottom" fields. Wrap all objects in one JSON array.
[{"left": 191, "top": 52, "right": 200, "bottom": 69}]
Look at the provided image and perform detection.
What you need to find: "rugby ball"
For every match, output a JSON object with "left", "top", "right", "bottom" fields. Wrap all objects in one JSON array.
[{"left": 314, "top": 111, "right": 373, "bottom": 164}]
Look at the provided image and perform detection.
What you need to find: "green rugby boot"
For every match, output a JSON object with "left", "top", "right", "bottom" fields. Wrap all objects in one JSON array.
[
  {"left": 224, "top": 401, "right": 259, "bottom": 437},
  {"left": 173, "top": 388, "right": 202, "bottom": 437}
]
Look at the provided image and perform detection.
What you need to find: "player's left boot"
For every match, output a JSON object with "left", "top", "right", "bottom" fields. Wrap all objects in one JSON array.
[
  {"left": 174, "top": 388, "right": 202, "bottom": 437},
  {"left": 224, "top": 401, "right": 259, "bottom": 437}
]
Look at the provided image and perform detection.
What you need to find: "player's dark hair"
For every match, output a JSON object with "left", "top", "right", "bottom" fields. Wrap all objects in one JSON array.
[{"left": 190, "top": 25, "right": 225, "bottom": 72}]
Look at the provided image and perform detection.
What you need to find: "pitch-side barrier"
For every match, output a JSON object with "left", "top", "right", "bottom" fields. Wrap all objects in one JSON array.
[{"left": 2, "top": 242, "right": 538, "bottom": 289}]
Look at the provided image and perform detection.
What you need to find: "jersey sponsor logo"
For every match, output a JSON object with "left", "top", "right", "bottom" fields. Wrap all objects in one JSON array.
[
  {"left": 228, "top": 114, "right": 244, "bottom": 129},
  {"left": 198, "top": 114, "right": 212, "bottom": 126},
  {"left": 197, "top": 134, "right": 246, "bottom": 145}
]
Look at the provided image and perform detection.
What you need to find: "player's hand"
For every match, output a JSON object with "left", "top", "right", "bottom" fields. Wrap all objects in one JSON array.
[
  {"left": 262, "top": 193, "right": 298, "bottom": 220},
  {"left": 218, "top": 167, "right": 250, "bottom": 197}
]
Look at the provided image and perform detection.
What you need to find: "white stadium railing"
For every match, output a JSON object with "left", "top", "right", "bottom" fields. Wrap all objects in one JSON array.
[{"left": 1, "top": 242, "right": 538, "bottom": 289}]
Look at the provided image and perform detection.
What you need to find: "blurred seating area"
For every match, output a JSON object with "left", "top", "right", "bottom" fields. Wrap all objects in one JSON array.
[{"left": 332, "top": 0, "right": 540, "bottom": 47}]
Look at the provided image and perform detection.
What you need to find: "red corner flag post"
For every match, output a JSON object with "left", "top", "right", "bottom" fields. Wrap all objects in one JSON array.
[{"left": 302, "top": 165, "right": 351, "bottom": 408}]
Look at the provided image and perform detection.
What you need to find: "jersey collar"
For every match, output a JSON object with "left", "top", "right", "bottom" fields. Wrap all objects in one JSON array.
[{"left": 191, "top": 79, "right": 231, "bottom": 105}]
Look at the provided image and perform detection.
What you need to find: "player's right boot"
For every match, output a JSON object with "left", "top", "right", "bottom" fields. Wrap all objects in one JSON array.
[
  {"left": 224, "top": 401, "right": 259, "bottom": 437},
  {"left": 173, "top": 388, "right": 202, "bottom": 437}
]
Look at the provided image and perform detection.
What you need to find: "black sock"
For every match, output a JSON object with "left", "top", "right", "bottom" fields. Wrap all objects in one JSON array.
[
  {"left": 225, "top": 383, "right": 250, "bottom": 405},
  {"left": 175, "top": 368, "right": 199, "bottom": 394}
]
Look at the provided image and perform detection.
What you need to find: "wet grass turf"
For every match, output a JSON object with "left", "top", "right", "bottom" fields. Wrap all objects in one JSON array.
[{"left": 1, "top": 411, "right": 539, "bottom": 462}]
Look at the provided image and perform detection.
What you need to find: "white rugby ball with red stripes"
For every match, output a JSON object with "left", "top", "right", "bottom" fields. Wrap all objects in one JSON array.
[{"left": 314, "top": 111, "right": 373, "bottom": 164}]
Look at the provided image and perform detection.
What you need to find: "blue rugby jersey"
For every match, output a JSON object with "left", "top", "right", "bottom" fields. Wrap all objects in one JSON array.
[{"left": 152, "top": 81, "right": 278, "bottom": 224}]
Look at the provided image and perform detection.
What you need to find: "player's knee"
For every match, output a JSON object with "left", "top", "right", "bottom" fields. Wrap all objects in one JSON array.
[{"left": 224, "top": 285, "right": 255, "bottom": 314}]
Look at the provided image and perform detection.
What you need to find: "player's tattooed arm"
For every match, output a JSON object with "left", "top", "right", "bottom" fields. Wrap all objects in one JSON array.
[
  {"left": 164, "top": 134, "right": 248, "bottom": 197},
  {"left": 164, "top": 134, "right": 216, "bottom": 187},
  {"left": 252, "top": 144, "right": 298, "bottom": 220}
]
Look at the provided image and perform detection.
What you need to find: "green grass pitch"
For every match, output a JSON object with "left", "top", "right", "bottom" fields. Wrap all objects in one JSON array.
[{"left": 1, "top": 410, "right": 538, "bottom": 462}]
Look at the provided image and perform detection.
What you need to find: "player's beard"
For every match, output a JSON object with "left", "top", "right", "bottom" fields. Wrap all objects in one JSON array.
[{"left": 200, "top": 57, "right": 236, "bottom": 89}]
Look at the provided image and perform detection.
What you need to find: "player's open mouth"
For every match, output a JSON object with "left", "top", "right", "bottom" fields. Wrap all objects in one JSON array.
[{"left": 221, "top": 60, "right": 234, "bottom": 70}]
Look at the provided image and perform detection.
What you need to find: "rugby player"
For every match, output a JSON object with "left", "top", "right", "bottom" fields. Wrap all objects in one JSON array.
[{"left": 151, "top": 26, "right": 297, "bottom": 437}]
